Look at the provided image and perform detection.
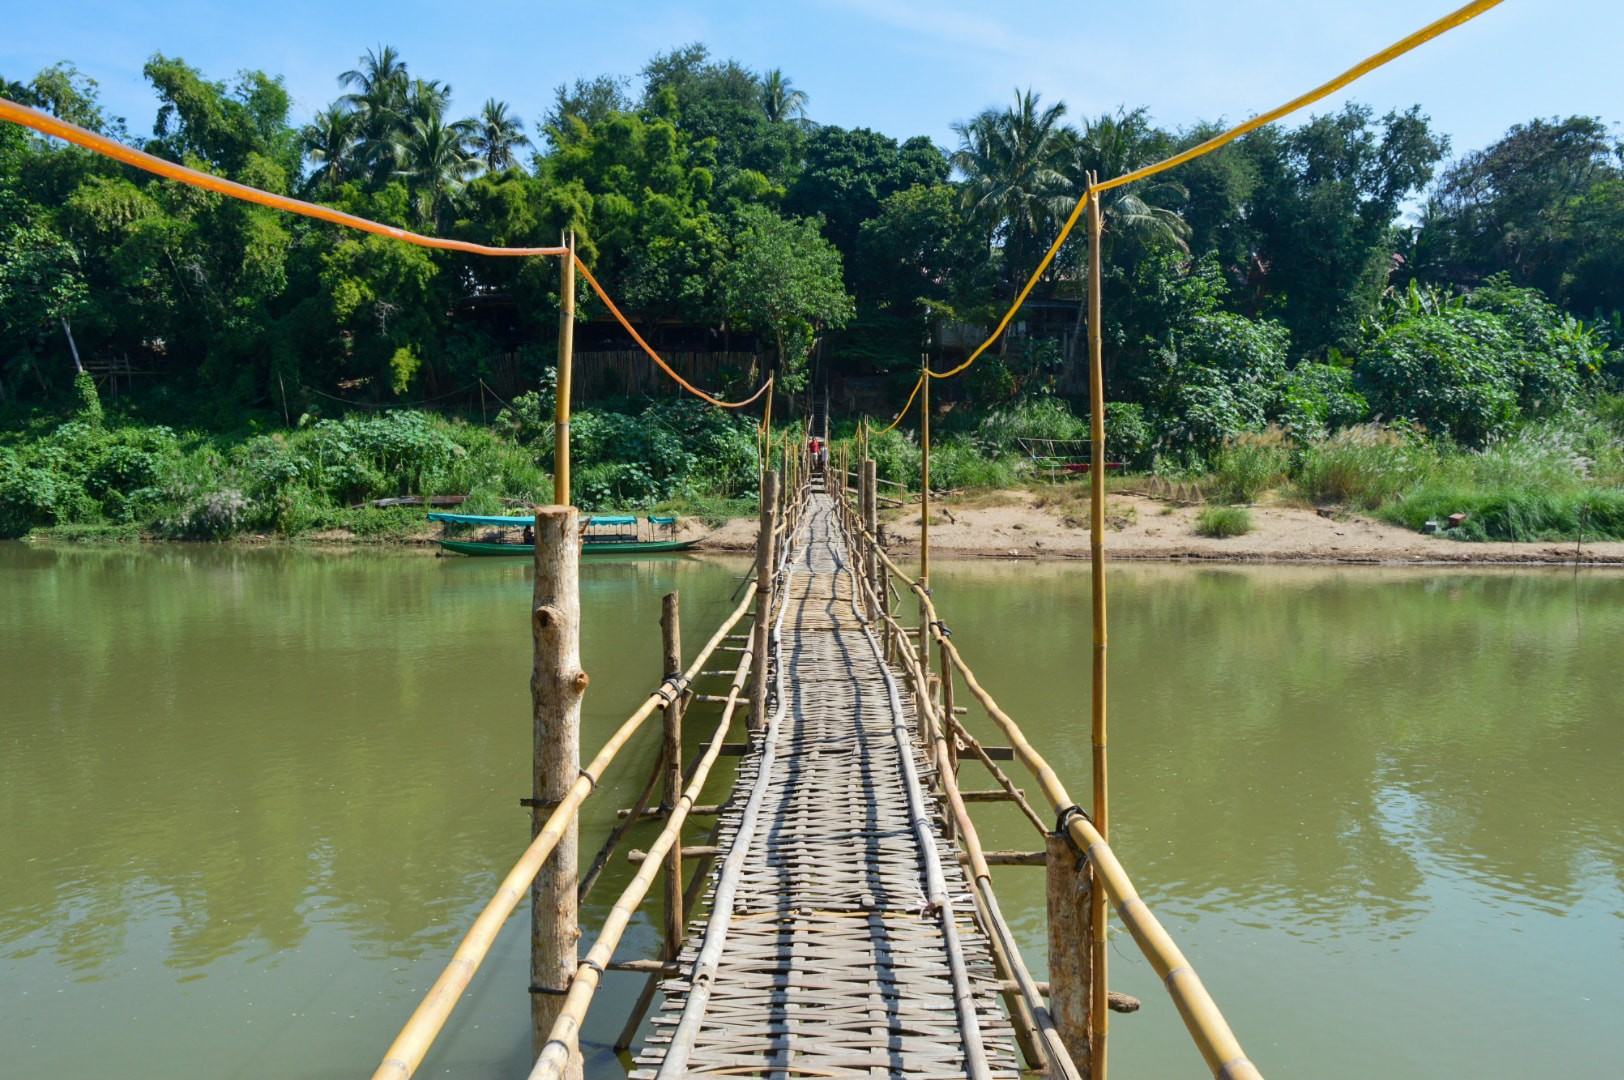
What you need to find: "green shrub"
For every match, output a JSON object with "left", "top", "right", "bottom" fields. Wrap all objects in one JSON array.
[
  {"left": 1195, "top": 505, "right": 1254, "bottom": 537},
  {"left": 1274, "top": 363, "right": 1369, "bottom": 440},
  {"left": 1356, "top": 309, "right": 1520, "bottom": 445},
  {"left": 977, "top": 397, "right": 1088, "bottom": 448}
]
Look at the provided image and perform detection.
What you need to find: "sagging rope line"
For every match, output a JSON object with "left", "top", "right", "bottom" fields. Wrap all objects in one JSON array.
[
  {"left": 571, "top": 256, "right": 773, "bottom": 410},
  {"left": 892, "top": 0, "right": 1509, "bottom": 397},
  {"left": 0, "top": 98, "right": 569, "bottom": 258},
  {"left": 0, "top": 96, "right": 775, "bottom": 412}
]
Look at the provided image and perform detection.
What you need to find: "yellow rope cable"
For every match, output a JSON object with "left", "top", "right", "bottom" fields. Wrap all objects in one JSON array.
[
  {"left": 875, "top": 375, "right": 924, "bottom": 434},
  {"left": 572, "top": 256, "right": 773, "bottom": 409},
  {"left": 925, "top": 0, "right": 1506, "bottom": 383},
  {"left": 4, "top": 0, "right": 1504, "bottom": 407}
]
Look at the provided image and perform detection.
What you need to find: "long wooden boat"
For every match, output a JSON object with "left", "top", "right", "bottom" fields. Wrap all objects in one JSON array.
[
  {"left": 435, "top": 537, "right": 701, "bottom": 557},
  {"left": 427, "top": 511, "right": 702, "bottom": 557}
]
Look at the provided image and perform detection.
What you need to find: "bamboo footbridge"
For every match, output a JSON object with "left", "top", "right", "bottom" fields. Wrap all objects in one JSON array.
[
  {"left": 632, "top": 490, "right": 1018, "bottom": 1080},
  {"left": 366, "top": 445, "right": 1264, "bottom": 1080}
]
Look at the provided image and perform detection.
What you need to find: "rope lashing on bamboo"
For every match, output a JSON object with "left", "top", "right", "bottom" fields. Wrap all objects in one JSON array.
[{"left": 0, "top": 96, "right": 775, "bottom": 412}]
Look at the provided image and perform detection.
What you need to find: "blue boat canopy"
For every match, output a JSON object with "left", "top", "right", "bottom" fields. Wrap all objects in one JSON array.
[{"left": 428, "top": 512, "right": 643, "bottom": 527}]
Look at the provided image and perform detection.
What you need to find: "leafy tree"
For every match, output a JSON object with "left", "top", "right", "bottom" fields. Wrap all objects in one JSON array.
[
  {"left": 1141, "top": 312, "right": 1291, "bottom": 455},
  {"left": 717, "top": 205, "right": 853, "bottom": 391},
  {"left": 847, "top": 183, "right": 994, "bottom": 367},
  {"left": 1355, "top": 308, "right": 1519, "bottom": 445},
  {"left": 1416, "top": 116, "right": 1622, "bottom": 311},
  {"left": 1242, "top": 104, "right": 1448, "bottom": 360},
  {"left": 787, "top": 126, "right": 947, "bottom": 252},
  {"left": 144, "top": 55, "right": 300, "bottom": 180},
  {"left": 544, "top": 75, "right": 633, "bottom": 147}
]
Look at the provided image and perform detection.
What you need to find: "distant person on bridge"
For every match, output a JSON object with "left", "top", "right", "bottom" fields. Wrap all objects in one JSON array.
[{"left": 808, "top": 437, "right": 827, "bottom": 473}]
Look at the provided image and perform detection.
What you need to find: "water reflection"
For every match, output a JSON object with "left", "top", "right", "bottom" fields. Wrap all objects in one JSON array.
[{"left": 3, "top": 546, "right": 1622, "bottom": 1080}]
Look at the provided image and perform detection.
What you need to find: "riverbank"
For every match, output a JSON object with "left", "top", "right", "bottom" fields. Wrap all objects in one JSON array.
[
  {"left": 695, "top": 490, "right": 1624, "bottom": 564},
  {"left": 22, "top": 488, "right": 1624, "bottom": 564}
]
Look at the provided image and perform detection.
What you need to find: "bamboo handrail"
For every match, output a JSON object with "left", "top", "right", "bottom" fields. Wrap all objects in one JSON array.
[
  {"left": 844, "top": 502, "right": 1263, "bottom": 1080},
  {"left": 527, "top": 629, "right": 756, "bottom": 1080},
  {"left": 369, "top": 583, "right": 758, "bottom": 1080}
]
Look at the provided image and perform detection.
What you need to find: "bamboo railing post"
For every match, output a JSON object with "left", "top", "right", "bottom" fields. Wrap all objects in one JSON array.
[
  {"left": 531, "top": 506, "right": 584, "bottom": 1078},
  {"left": 554, "top": 234, "right": 575, "bottom": 505},
  {"left": 918, "top": 354, "right": 931, "bottom": 691},
  {"left": 749, "top": 471, "right": 780, "bottom": 731},
  {"left": 659, "top": 592, "right": 685, "bottom": 960},
  {"left": 862, "top": 460, "right": 878, "bottom": 622},
  {"left": 1085, "top": 179, "right": 1110, "bottom": 1078},
  {"left": 1047, "top": 831, "right": 1095, "bottom": 1078}
]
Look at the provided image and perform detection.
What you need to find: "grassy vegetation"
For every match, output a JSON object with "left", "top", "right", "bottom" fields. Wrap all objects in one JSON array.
[
  {"left": 1196, "top": 505, "right": 1256, "bottom": 537},
  {"left": 7, "top": 385, "right": 1623, "bottom": 546}
]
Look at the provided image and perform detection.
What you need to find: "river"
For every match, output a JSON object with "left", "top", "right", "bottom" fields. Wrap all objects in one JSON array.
[{"left": 2, "top": 543, "right": 1620, "bottom": 1079}]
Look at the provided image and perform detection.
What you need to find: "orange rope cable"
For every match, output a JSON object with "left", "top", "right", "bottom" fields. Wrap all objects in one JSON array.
[
  {"left": 0, "top": 95, "right": 777, "bottom": 409},
  {"left": 0, "top": 97, "right": 567, "bottom": 257},
  {"left": 571, "top": 255, "right": 773, "bottom": 409},
  {"left": 924, "top": 0, "right": 1507, "bottom": 383}
]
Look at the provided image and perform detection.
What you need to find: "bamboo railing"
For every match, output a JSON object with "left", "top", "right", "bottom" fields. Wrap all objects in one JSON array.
[
  {"left": 369, "top": 583, "right": 759, "bottom": 1080},
  {"left": 831, "top": 480, "right": 1263, "bottom": 1080}
]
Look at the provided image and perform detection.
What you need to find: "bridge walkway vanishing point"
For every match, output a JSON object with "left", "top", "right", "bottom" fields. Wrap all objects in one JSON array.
[{"left": 632, "top": 491, "right": 1018, "bottom": 1080}]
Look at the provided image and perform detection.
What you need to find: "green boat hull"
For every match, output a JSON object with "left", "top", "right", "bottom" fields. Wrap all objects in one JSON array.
[{"left": 434, "top": 537, "right": 701, "bottom": 557}]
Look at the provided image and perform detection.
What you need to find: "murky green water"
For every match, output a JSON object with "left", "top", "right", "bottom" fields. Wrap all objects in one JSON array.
[{"left": 2, "top": 544, "right": 1621, "bottom": 1079}]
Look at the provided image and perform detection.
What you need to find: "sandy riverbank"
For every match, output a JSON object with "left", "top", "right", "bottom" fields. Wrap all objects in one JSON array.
[{"left": 693, "top": 489, "right": 1624, "bottom": 565}]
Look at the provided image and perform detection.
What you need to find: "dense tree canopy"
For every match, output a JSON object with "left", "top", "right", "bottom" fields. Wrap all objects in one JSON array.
[{"left": 1, "top": 44, "right": 1620, "bottom": 459}]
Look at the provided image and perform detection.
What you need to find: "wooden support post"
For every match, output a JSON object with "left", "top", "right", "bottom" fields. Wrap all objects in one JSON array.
[
  {"left": 531, "top": 506, "right": 584, "bottom": 1079},
  {"left": 554, "top": 234, "right": 575, "bottom": 506},
  {"left": 749, "top": 471, "right": 779, "bottom": 731},
  {"left": 659, "top": 592, "right": 684, "bottom": 960},
  {"left": 1046, "top": 831, "right": 1094, "bottom": 1080}
]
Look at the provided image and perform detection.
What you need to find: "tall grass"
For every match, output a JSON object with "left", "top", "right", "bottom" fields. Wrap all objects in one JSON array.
[
  {"left": 1209, "top": 427, "right": 1293, "bottom": 504},
  {"left": 1292, "top": 425, "right": 1436, "bottom": 508}
]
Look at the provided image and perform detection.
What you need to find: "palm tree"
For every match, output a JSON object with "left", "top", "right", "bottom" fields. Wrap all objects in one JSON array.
[
  {"left": 470, "top": 98, "right": 531, "bottom": 172},
  {"left": 1058, "top": 107, "right": 1191, "bottom": 369},
  {"left": 338, "top": 45, "right": 408, "bottom": 100},
  {"left": 339, "top": 47, "right": 411, "bottom": 184},
  {"left": 300, "top": 104, "right": 359, "bottom": 192},
  {"left": 760, "top": 69, "right": 809, "bottom": 125},
  {"left": 950, "top": 89, "right": 1071, "bottom": 296},
  {"left": 394, "top": 112, "right": 477, "bottom": 229}
]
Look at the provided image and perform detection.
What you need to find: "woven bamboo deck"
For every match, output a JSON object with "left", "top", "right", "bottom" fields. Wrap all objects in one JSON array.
[{"left": 632, "top": 493, "right": 1018, "bottom": 1080}]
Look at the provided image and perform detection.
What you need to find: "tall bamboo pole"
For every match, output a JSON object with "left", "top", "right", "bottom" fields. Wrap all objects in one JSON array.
[
  {"left": 553, "top": 234, "right": 575, "bottom": 505},
  {"left": 862, "top": 460, "right": 878, "bottom": 622},
  {"left": 659, "top": 593, "right": 684, "bottom": 960},
  {"left": 1085, "top": 178, "right": 1109, "bottom": 1080},
  {"left": 531, "top": 506, "right": 584, "bottom": 1079},
  {"left": 918, "top": 353, "right": 930, "bottom": 685},
  {"left": 748, "top": 471, "right": 779, "bottom": 731}
]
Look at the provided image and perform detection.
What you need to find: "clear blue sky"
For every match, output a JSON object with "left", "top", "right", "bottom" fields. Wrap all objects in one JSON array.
[{"left": 3, "top": 0, "right": 1618, "bottom": 167}]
